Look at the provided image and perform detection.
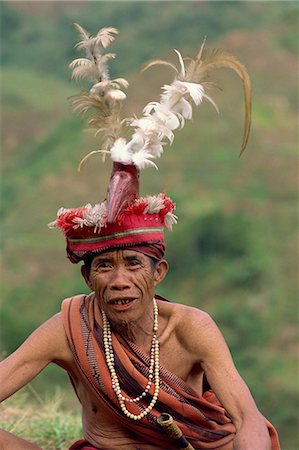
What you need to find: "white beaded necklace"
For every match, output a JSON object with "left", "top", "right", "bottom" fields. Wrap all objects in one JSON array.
[{"left": 101, "top": 298, "right": 160, "bottom": 421}]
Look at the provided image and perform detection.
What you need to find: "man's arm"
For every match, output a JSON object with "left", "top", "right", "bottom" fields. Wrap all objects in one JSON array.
[
  {"left": 0, "top": 312, "right": 71, "bottom": 402},
  {"left": 178, "top": 307, "right": 271, "bottom": 450}
]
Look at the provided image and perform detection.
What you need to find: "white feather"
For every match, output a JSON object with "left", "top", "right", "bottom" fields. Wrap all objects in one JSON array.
[
  {"left": 164, "top": 211, "right": 178, "bottom": 231},
  {"left": 113, "top": 78, "right": 129, "bottom": 89},
  {"left": 132, "top": 147, "right": 158, "bottom": 170},
  {"left": 132, "top": 112, "right": 175, "bottom": 144},
  {"left": 172, "top": 97, "right": 193, "bottom": 120},
  {"left": 175, "top": 80, "right": 205, "bottom": 105},
  {"left": 110, "top": 138, "right": 132, "bottom": 164},
  {"left": 144, "top": 195, "right": 165, "bottom": 213},
  {"left": 143, "top": 102, "right": 181, "bottom": 130},
  {"left": 160, "top": 83, "right": 185, "bottom": 107},
  {"left": 95, "top": 27, "right": 118, "bottom": 49},
  {"left": 147, "top": 140, "right": 164, "bottom": 158},
  {"left": 72, "top": 202, "right": 107, "bottom": 230},
  {"left": 69, "top": 58, "right": 93, "bottom": 69},
  {"left": 130, "top": 116, "right": 160, "bottom": 134},
  {"left": 57, "top": 207, "right": 69, "bottom": 216},
  {"left": 48, "top": 220, "right": 58, "bottom": 229},
  {"left": 90, "top": 81, "right": 107, "bottom": 95},
  {"left": 127, "top": 133, "right": 145, "bottom": 153},
  {"left": 105, "top": 89, "right": 127, "bottom": 102},
  {"left": 203, "top": 93, "right": 220, "bottom": 114},
  {"left": 174, "top": 49, "right": 186, "bottom": 78},
  {"left": 71, "top": 65, "right": 98, "bottom": 82}
]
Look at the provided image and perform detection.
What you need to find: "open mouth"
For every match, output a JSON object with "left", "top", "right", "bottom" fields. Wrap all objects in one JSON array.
[{"left": 109, "top": 298, "right": 136, "bottom": 306}]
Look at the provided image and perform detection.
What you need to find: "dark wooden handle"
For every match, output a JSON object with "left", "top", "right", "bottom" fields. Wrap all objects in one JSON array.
[{"left": 157, "top": 413, "right": 195, "bottom": 450}]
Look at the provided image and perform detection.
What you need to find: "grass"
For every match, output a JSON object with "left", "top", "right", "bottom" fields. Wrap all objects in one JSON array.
[
  {"left": 1, "top": 67, "right": 74, "bottom": 111},
  {"left": 0, "top": 386, "right": 82, "bottom": 450}
]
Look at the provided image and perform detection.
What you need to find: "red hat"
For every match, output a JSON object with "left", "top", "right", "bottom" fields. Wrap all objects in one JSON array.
[{"left": 49, "top": 191, "right": 176, "bottom": 263}]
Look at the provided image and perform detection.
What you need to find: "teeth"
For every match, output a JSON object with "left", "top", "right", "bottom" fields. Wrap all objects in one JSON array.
[{"left": 112, "top": 299, "right": 132, "bottom": 305}]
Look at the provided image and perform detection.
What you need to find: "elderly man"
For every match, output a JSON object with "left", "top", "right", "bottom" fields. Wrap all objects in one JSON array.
[
  {"left": 1, "top": 24, "right": 280, "bottom": 450},
  {"left": 0, "top": 182, "right": 280, "bottom": 449}
]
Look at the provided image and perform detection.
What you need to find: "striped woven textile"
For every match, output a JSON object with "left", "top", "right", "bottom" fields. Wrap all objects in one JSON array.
[
  {"left": 69, "top": 440, "right": 99, "bottom": 449},
  {"left": 62, "top": 293, "right": 280, "bottom": 449}
]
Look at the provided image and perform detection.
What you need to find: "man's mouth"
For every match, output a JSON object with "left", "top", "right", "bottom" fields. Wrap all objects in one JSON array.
[{"left": 108, "top": 298, "right": 136, "bottom": 305}]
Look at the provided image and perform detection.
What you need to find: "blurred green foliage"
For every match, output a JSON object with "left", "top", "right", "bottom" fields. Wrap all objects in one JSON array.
[
  {"left": 1, "top": 2, "right": 298, "bottom": 448},
  {"left": 0, "top": 389, "right": 82, "bottom": 449}
]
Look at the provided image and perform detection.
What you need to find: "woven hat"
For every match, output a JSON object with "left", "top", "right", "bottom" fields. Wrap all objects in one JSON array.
[{"left": 49, "top": 24, "right": 251, "bottom": 263}]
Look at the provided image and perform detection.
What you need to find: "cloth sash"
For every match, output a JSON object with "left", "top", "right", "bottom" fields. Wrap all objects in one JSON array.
[
  {"left": 69, "top": 440, "right": 99, "bottom": 449},
  {"left": 62, "top": 293, "right": 280, "bottom": 450}
]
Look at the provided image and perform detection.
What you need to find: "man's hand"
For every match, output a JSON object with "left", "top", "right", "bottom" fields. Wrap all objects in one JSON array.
[{"left": 232, "top": 412, "right": 271, "bottom": 450}]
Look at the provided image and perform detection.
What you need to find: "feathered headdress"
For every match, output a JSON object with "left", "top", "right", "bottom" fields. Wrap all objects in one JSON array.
[{"left": 49, "top": 24, "right": 251, "bottom": 263}]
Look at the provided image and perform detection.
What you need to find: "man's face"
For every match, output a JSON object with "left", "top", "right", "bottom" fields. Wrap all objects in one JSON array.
[{"left": 83, "top": 249, "right": 166, "bottom": 325}]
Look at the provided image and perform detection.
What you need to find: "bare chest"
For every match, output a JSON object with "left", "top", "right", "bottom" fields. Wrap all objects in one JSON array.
[
  {"left": 64, "top": 331, "right": 202, "bottom": 448},
  {"left": 158, "top": 332, "right": 204, "bottom": 392}
]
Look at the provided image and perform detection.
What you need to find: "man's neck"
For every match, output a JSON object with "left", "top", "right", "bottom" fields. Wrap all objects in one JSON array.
[{"left": 108, "top": 300, "right": 155, "bottom": 348}]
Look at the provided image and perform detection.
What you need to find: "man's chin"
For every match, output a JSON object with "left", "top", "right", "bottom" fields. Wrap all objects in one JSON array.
[{"left": 109, "top": 317, "right": 139, "bottom": 342}]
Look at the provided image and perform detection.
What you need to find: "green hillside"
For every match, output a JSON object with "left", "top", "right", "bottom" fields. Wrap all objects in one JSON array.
[{"left": 1, "top": 2, "right": 298, "bottom": 448}]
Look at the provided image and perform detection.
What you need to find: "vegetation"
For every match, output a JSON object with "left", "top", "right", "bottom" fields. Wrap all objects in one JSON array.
[
  {"left": 0, "top": 388, "right": 82, "bottom": 449},
  {"left": 1, "top": 2, "right": 298, "bottom": 448}
]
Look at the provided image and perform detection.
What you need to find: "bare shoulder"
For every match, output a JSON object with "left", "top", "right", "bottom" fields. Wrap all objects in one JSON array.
[
  {"left": 13, "top": 312, "right": 72, "bottom": 365},
  {"left": 159, "top": 300, "right": 224, "bottom": 360},
  {"left": 35, "top": 312, "right": 73, "bottom": 363},
  {"left": 161, "top": 300, "right": 213, "bottom": 331}
]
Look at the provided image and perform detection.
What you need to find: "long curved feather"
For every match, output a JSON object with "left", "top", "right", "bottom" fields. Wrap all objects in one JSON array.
[
  {"left": 205, "top": 52, "right": 251, "bottom": 154},
  {"left": 141, "top": 60, "right": 179, "bottom": 75},
  {"left": 73, "top": 23, "right": 90, "bottom": 41},
  {"left": 78, "top": 150, "right": 103, "bottom": 171},
  {"left": 174, "top": 49, "right": 186, "bottom": 78},
  {"left": 185, "top": 49, "right": 251, "bottom": 153}
]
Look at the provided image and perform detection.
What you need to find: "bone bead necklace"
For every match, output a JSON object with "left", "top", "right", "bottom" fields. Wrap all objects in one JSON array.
[{"left": 102, "top": 298, "right": 160, "bottom": 420}]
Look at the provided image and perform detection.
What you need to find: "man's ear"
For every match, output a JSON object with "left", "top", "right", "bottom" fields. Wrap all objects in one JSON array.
[
  {"left": 81, "top": 265, "right": 93, "bottom": 290},
  {"left": 153, "top": 259, "right": 168, "bottom": 286}
]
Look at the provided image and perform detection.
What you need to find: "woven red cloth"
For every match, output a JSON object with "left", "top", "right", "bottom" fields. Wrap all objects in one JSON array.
[
  {"left": 61, "top": 293, "right": 280, "bottom": 449},
  {"left": 50, "top": 193, "right": 175, "bottom": 263},
  {"left": 69, "top": 440, "right": 99, "bottom": 449},
  {"left": 65, "top": 212, "right": 165, "bottom": 263}
]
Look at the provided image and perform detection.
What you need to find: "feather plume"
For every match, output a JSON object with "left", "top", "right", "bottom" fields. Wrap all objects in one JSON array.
[
  {"left": 69, "top": 25, "right": 129, "bottom": 169},
  {"left": 70, "top": 24, "right": 251, "bottom": 174},
  {"left": 185, "top": 46, "right": 251, "bottom": 153},
  {"left": 73, "top": 23, "right": 90, "bottom": 41},
  {"left": 143, "top": 43, "right": 251, "bottom": 155}
]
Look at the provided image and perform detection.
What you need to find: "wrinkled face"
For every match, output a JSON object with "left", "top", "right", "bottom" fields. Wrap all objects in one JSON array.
[{"left": 82, "top": 249, "right": 167, "bottom": 326}]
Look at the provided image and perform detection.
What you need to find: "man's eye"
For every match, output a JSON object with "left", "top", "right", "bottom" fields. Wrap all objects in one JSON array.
[
  {"left": 127, "top": 259, "right": 141, "bottom": 267},
  {"left": 96, "top": 262, "right": 112, "bottom": 269}
]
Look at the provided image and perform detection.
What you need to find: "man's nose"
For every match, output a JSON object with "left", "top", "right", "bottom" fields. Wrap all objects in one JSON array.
[{"left": 110, "top": 268, "right": 131, "bottom": 290}]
